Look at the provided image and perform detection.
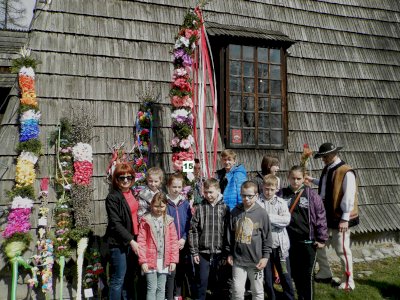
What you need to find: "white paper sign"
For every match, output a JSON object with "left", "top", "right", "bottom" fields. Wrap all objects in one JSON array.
[
  {"left": 182, "top": 160, "right": 194, "bottom": 173},
  {"left": 84, "top": 288, "right": 94, "bottom": 298},
  {"left": 38, "top": 218, "right": 47, "bottom": 226}
]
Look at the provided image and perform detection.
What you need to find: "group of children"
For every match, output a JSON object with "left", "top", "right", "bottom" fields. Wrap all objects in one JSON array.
[{"left": 134, "top": 149, "right": 328, "bottom": 300}]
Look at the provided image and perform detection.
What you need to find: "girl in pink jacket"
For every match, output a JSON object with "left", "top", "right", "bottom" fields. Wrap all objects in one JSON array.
[{"left": 138, "top": 192, "right": 180, "bottom": 300}]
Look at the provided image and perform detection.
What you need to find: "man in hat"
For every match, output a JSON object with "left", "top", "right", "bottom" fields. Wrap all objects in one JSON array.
[{"left": 306, "top": 142, "right": 359, "bottom": 291}]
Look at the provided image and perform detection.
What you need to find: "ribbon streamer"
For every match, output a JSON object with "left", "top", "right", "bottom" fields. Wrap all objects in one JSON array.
[{"left": 192, "top": 7, "right": 219, "bottom": 178}]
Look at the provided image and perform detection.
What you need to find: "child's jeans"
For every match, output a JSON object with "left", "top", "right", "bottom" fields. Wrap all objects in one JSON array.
[
  {"left": 264, "top": 248, "right": 295, "bottom": 300},
  {"left": 232, "top": 264, "right": 264, "bottom": 300},
  {"left": 194, "top": 253, "right": 223, "bottom": 300},
  {"left": 146, "top": 272, "right": 167, "bottom": 300}
]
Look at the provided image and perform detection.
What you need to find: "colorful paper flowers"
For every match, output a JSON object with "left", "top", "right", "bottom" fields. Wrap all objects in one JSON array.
[
  {"left": 2, "top": 48, "right": 41, "bottom": 263},
  {"left": 72, "top": 143, "right": 93, "bottom": 186},
  {"left": 170, "top": 10, "right": 201, "bottom": 173},
  {"left": 2, "top": 197, "right": 33, "bottom": 238}
]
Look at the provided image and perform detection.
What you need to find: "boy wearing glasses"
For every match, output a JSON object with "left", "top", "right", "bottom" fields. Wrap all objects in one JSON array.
[{"left": 227, "top": 181, "right": 272, "bottom": 300}]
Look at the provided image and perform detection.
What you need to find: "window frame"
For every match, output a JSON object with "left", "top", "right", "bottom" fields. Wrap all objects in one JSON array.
[{"left": 215, "top": 41, "right": 288, "bottom": 150}]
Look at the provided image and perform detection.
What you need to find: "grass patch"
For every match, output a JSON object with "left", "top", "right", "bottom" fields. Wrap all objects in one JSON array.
[{"left": 315, "top": 256, "right": 400, "bottom": 299}]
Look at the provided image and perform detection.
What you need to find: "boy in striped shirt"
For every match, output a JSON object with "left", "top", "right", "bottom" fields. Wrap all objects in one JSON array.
[{"left": 189, "top": 178, "right": 230, "bottom": 300}]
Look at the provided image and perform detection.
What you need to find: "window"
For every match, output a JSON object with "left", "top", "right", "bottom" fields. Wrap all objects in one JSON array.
[
  {"left": 206, "top": 22, "right": 294, "bottom": 149},
  {"left": 225, "top": 44, "right": 286, "bottom": 149}
]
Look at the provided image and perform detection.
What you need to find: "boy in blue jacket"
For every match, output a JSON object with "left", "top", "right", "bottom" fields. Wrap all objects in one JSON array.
[{"left": 216, "top": 149, "right": 247, "bottom": 211}]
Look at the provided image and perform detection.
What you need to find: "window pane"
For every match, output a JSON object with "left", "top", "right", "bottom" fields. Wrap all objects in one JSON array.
[
  {"left": 230, "top": 112, "right": 241, "bottom": 127},
  {"left": 244, "top": 78, "right": 255, "bottom": 92},
  {"left": 229, "top": 44, "right": 241, "bottom": 59},
  {"left": 230, "top": 77, "right": 241, "bottom": 92},
  {"left": 258, "top": 97, "right": 268, "bottom": 111},
  {"left": 270, "top": 114, "right": 282, "bottom": 129},
  {"left": 230, "top": 95, "right": 241, "bottom": 111},
  {"left": 271, "top": 98, "right": 281, "bottom": 112},
  {"left": 243, "top": 129, "right": 255, "bottom": 145},
  {"left": 258, "top": 63, "right": 268, "bottom": 78},
  {"left": 271, "top": 130, "right": 282, "bottom": 145},
  {"left": 243, "top": 46, "right": 254, "bottom": 60},
  {"left": 257, "top": 48, "right": 268, "bottom": 63},
  {"left": 244, "top": 96, "right": 254, "bottom": 111},
  {"left": 270, "top": 80, "right": 281, "bottom": 96},
  {"left": 244, "top": 112, "right": 255, "bottom": 127},
  {"left": 259, "top": 130, "right": 269, "bottom": 145},
  {"left": 271, "top": 65, "right": 281, "bottom": 80},
  {"left": 259, "top": 113, "right": 269, "bottom": 128},
  {"left": 258, "top": 79, "right": 268, "bottom": 94},
  {"left": 270, "top": 49, "right": 280, "bottom": 64},
  {"left": 243, "top": 62, "right": 254, "bottom": 77},
  {"left": 230, "top": 61, "right": 241, "bottom": 76}
]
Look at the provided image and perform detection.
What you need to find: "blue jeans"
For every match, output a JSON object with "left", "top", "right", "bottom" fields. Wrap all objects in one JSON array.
[
  {"left": 264, "top": 248, "right": 295, "bottom": 300},
  {"left": 146, "top": 272, "right": 167, "bottom": 300},
  {"left": 109, "top": 247, "right": 136, "bottom": 300}
]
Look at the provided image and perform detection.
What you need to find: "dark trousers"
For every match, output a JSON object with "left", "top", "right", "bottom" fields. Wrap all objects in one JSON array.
[
  {"left": 264, "top": 248, "right": 295, "bottom": 300},
  {"left": 289, "top": 242, "right": 317, "bottom": 300},
  {"left": 109, "top": 247, "right": 137, "bottom": 300},
  {"left": 166, "top": 250, "right": 187, "bottom": 300},
  {"left": 194, "top": 253, "right": 224, "bottom": 300}
]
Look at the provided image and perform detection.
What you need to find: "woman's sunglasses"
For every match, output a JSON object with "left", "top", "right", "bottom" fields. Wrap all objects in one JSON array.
[{"left": 118, "top": 176, "right": 133, "bottom": 182}]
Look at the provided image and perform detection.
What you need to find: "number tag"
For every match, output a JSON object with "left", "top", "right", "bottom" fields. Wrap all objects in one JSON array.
[
  {"left": 84, "top": 288, "right": 94, "bottom": 298},
  {"left": 182, "top": 161, "right": 195, "bottom": 173}
]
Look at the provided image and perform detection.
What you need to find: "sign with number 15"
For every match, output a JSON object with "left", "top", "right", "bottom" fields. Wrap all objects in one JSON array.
[{"left": 182, "top": 161, "right": 194, "bottom": 172}]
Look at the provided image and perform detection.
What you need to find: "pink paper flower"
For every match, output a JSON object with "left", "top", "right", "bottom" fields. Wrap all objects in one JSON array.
[
  {"left": 179, "top": 139, "right": 191, "bottom": 149},
  {"left": 171, "top": 136, "right": 180, "bottom": 147},
  {"left": 73, "top": 161, "right": 93, "bottom": 185}
]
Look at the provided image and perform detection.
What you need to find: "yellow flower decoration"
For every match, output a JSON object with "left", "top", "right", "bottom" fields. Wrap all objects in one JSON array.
[
  {"left": 15, "top": 158, "right": 36, "bottom": 187},
  {"left": 21, "top": 92, "right": 38, "bottom": 107}
]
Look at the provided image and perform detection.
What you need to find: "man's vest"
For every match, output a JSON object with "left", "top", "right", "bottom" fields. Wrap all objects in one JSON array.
[{"left": 318, "top": 161, "right": 359, "bottom": 228}]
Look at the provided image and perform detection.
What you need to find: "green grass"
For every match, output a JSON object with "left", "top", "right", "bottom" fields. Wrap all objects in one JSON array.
[{"left": 315, "top": 256, "right": 400, "bottom": 300}]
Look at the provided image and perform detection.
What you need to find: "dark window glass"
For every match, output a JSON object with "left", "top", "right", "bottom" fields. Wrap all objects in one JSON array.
[{"left": 226, "top": 45, "right": 285, "bottom": 148}]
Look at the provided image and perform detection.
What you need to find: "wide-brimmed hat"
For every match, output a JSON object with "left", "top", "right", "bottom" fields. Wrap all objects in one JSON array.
[{"left": 314, "top": 142, "right": 343, "bottom": 158}]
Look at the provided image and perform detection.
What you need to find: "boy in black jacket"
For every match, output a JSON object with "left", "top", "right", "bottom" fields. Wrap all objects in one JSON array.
[
  {"left": 227, "top": 181, "right": 273, "bottom": 300},
  {"left": 189, "top": 178, "right": 230, "bottom": 300}
]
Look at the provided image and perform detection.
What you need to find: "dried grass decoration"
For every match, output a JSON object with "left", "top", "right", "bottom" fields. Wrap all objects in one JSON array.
[
  {"left": 300, "top": 143, "right": 314, "bottom": 177},
  {"left": 69, "top": 107, "right": 95, "bottom": 300}
]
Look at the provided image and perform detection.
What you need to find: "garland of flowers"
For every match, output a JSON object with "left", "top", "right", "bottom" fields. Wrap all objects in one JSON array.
[
  {"left": 29, "top": 178, "right": 54, "bottom": 296},
  {"left": 2, "top": 47, "right": 41, "bottom": 300},
  {"left": 49, "top": 118, "right": 75, "bottom": 300},
  {"left": 170, "top": 9, "right": 203, "bottom": 198},
  {"left": 107, "top": 143, "right": 130, "bottom": 180},
  {"left": 83, "top": 248, "right": 104, "bottom": 297},
  {"left": 132, "top": 92, "right": 156, "bottom": 189}
]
